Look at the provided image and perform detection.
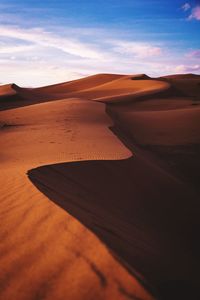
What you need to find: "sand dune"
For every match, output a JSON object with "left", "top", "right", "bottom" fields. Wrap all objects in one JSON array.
[
  {"left": 0, "top": 84, "right": 33, "bottom": 111},
  {"left": 0, "top": 98, "right": 153, "bottom": 300},
  {"left": 0, "top": 98, "right": 131, "bottom": 168},
  {"left": 0, "top": 84, "right": 18, "bottom": 97},
  {"left": 0, "top": 73, "right": 170, "bottom": 109},
  {"left": 58, "top": 75, "right": 170, "bottom": 103},
  {"left": 35, "top": 73, "right": 124, "bottom": 94},
  {"left": 111, "top": 105, "right": 200, "bottom": 145},
  {"left": 160, "top": 74, "right": 200, "bottom": 97},
  {"left": 1, "top": 73, "right": 200, "bottom": 300}
]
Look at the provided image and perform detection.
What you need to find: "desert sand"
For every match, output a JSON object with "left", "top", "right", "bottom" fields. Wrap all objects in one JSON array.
[{"left": 0, "top": 73, "right": 200, "bottom": 300}]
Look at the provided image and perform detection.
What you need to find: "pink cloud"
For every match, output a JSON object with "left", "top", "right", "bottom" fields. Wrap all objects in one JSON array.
[
  {"left": 111, "top": 41, "right": 162, "bottom": 58},
  {"left": 175, "top": 64, "right": 200, "bottom": 73},
  {"left": 188, "top": 6, "right": 200, "bottom": 20},
  {"left": 188, "top": 49, "right": 200, "bottom": 58}
]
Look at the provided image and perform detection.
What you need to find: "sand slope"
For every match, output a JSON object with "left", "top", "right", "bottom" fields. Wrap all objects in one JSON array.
[
  {"left": 64, "top": 75, "right": 170, "bottom": 103},
  {"left": 0, "top": 99, "right": 154, "bottom": 300},
  {"left": 0, "top": 84, "right": 18, "bottom": 97},
  {"left": 28, "top": 154, "right": 200, "bottom": 299},
  {"left": 160, "top": 73, "right": 200, "bottom": 97},
  {"left": 1, "top": 73, "right": 200, "bottom": 300}
]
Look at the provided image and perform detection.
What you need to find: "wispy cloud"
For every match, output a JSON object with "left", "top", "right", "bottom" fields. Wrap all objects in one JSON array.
[
  {"left": 182, "top": 3, "right": 191, "bottom": 11},
  {"left": 0, "top": 44, "right": 35, "bottom": 54},
  {"left": 0, "top": 10, "right": 199, "bottom": 87},
  {"left": 175, "top": 64, "right": 200, "bottom": 73},
  {"left": 187, "top": 49, "right": 200, "bottom": 58},
  {"left": 110, "top": 40, "right": 162, "bottom": 58},
  {"left": 0, "top": 26, "right": 104, "bottom": 59},
  {"left": 188, "top": 6, "right": 200, "bottom": 20},
  {"left": 0, "top": 23, "right": 168, "bottom": 86}
]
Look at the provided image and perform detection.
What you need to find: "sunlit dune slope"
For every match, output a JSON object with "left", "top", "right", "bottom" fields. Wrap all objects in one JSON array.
[
  {"left": 0, "top": 98, "right": 131, "bottom": 168},
  {"left": 32, "top": 73, "right": 170, "bottom": 103},
  {"left": 62, "top": 75, "right": 170, "bottom": 103},
  {"left": 35, "top": 73, "right": 124, "bottom": 94}
]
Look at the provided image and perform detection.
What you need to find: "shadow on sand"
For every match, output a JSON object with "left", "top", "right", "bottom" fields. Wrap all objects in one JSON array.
[{"left": 28, "top": 156, "right": 200, "bottom": 300}]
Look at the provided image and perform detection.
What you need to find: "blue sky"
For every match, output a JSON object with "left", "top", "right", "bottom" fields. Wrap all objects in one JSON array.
[{"left": 0, "top": 0, "right": 200, "bottom": 86}]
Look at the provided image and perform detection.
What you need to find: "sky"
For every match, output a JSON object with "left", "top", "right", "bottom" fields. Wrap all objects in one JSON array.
[{"left": 0, "top": 0, "right": 200, "bottom": 86}]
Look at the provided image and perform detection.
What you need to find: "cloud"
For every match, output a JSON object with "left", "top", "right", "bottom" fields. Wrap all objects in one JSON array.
[
  {"left": 0, "top": 26, "right": 104, "bottom": 59},
  {"left": 0, "top": 60, "right": 86, "bottom": 87},
  {"left": 175, "top": 64, "right": 200, "bottom": 73},
  {"left": 188, "top": 6, "right": 200, "bottom": 20},
  {"left": 187, "top": 49, "right": 200, "bottom": 58},
  {"left": 0, "top": 44, "right": 35, "bottom": 54},
  {"left": 0, "top": 23, "right": 199, "bottom": 86},
  {"left": 110, "top": 40, "right": 162, "bottom": 58},
  {"left": 182, "top": 3, "right": 191, "bottom": 11}
]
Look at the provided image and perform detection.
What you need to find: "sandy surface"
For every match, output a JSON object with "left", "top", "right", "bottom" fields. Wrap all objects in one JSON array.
[
  {"left": 0, "top": 73, "right": 200, "bottom": 300},
  {"left": 0, "top": 98, "right": 153, "bottom": 300}
]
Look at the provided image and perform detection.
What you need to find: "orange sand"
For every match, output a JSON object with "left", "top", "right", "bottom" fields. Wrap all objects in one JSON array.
[{"left": 0, "top": 73, "right": 200, "bottom": 300}]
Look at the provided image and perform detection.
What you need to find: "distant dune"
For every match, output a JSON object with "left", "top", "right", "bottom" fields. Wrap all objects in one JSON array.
[{"left": 0, "top": 73, "right": 200, "bottom": 300}]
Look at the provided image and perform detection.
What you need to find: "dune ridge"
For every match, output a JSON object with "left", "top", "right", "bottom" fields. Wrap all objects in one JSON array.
[{"left": 1, "top": 73, "right": 171, "bottom": 110}]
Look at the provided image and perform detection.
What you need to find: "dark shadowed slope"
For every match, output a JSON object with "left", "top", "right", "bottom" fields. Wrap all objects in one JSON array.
[
  {"left": 160, "top": 74, "right": 200, "bottom": 98},
  {"left": 0, "top": 83, "right": 34, "bottom": 110},
  {"left": 28, "top": 153, "right": 200, "bottom": 300},
  {"left": 107, "top": 96, "right": 200, "bottom": 194}
]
